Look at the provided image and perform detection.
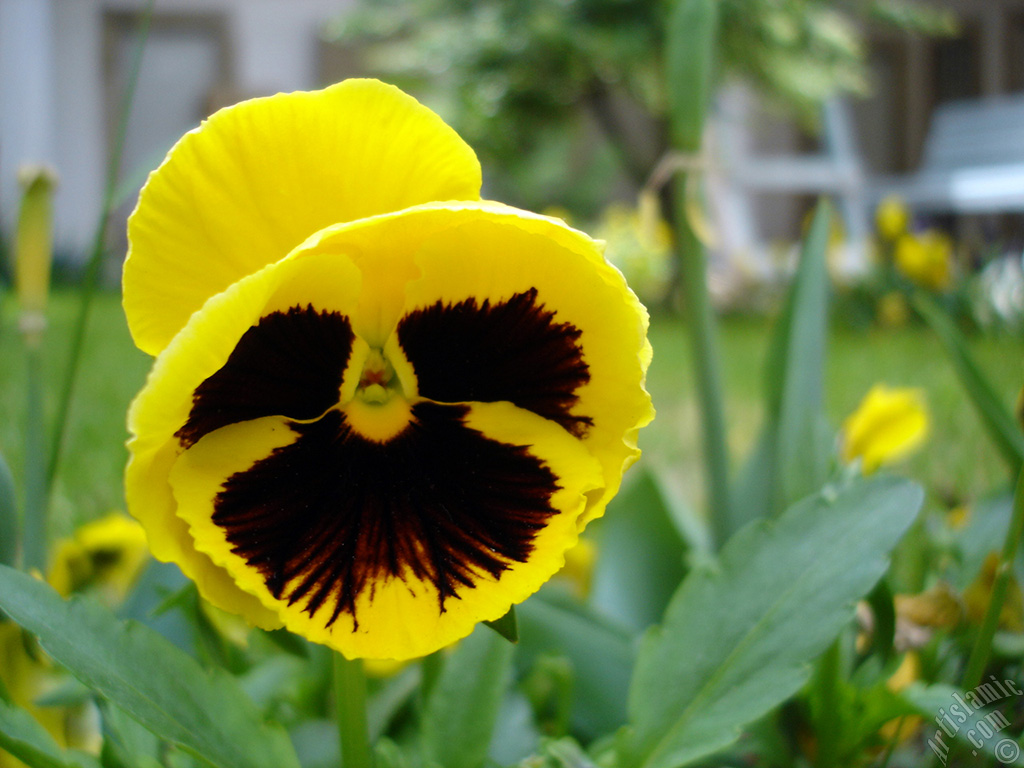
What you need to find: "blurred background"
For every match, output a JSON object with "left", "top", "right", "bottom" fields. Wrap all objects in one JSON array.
[
  {"left": 1, "top": 0, "right": 1020, "bottom": 277},
  {"left": 2, "top": 0, "right": 1024, "bottom": 528}
]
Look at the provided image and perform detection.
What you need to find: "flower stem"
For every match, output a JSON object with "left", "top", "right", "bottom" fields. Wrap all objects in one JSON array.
[
  {"left": 962, "top": 464, "right": 1024, "bottom": 690},
  {"left": 21, "top": 341, "right": 47, "bottom": 574},
  {"left": 333, "top": 652, "right": 374, "bottom": 768},
  {"left": 673, "top": 177, "right": 732, "bottom": 548},
  {"left": 46, "top": 0, "right": 154, "bottom": 491},
  {"left": 812, "top": 640, "right": 842, "bottom": 768},
  {"left": 664, "top": 0, "right": 731, "bottom": 548}
]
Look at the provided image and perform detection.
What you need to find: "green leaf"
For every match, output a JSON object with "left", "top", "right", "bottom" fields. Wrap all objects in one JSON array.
[
  {"left": 0, "top": 446, "right": 18, "bottom": 567},
  {"left": 0, "top": 564, "right": 300, "bottom": 768},
  {"left": 98, "top": 701, "right": 163, "bottom": 768},
  {"left": 591, "top": 468, "right": 690, "bottom": 632},
  {"left": 902, "top": 683, "right": 1024, "bottom": 766},
  {"left": 421, "top": 625, "right": 514, "bottom": 768},
  {"left": 0, "top": 695, "right": 99, "bottom": 768},
  {"left": 732, "top": 201, "right": 833, "bottom": 530},
  {"left": 770, "top": 201, "right": 833, "bottom": 510},
  {"left": 621, "top": 475, "right": 923, "bottom": 768},
  {"left": 865, "top": 579, "right": 896, "bottom": 661},
  {"left": 914, "top": 292, "right": 1024, "bottom": 478},
  {"left": 483, "top": 606, "right": 519, "bottom": 643},
  {"left": 517, "top": 591, "right": 636, "bottom": 740}
]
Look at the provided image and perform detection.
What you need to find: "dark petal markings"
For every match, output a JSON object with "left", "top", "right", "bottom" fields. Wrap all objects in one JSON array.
[
  {"left": 176, "top": 305, "right": 354, "bottom": 448},
  {"left": 211, "top": 403, "right": 561, "bottom": 628},
  {"left": 397, "top": 289, "right": 593, "bottom": 437}
]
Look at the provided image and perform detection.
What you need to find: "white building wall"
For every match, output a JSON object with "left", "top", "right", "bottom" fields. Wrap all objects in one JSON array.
[
  {"left": 1, "top": 0, "right": 58, "bottom": 242},
  {"left": 1, "top": 0, "right": 350, "bottom": 261}
]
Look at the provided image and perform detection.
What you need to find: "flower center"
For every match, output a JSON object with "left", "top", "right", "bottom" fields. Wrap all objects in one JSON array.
[
  {"left": 356, "top": 348, "right": 398, "bottom": 404},
  {"left": 345, "top": 347, "right": 411, "bottom": 442}
]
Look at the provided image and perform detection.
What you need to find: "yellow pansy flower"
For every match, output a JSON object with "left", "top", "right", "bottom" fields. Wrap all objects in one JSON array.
[
  {"left": 875, "top": 195, "right": 909, "bottom": 242},
  {"left": 841, "top": 385, "right": 928, "bottom": 474},
  {"left": 48, "top": 512, "right": 149, "bottom": 602},
  {"left": 894, "top": 230, "right": 953, "bottom": 291},
  {"left": 123, "top": 79, "right": 654, "bottom": 661}
]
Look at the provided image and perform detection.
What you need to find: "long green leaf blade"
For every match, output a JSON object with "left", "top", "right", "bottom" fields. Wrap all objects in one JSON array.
[
  {"left": 731, "top": 201, "right": 833, "bottom": 530},
  {"left": 0, "top": 565, "right": 299, "bottom": 768},
  {"left": 772, "top": 201, "right": 832, "bottom": 509},
  {"left": 914, "top": 292, "right": 1024, "bottom": 477},
  {"left": 622, "top": 475, "right": 923, "bottom": 768},
  {"left": 421, "top": 625, "right": 514, "bottom": 768},
  {"left": 0, "top": 447, "right": 17, "bottom": 567}
]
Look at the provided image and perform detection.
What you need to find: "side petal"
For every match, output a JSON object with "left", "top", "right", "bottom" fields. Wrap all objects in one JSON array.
[
  {"left": 169, "top": 401, "right": 603, "bottom": 660},
  {"left": 124, "top": 79, "right": 481, "bottom": 356},
  {"left": 397, "top": 208, "right": 654, "bottom": 526},
  {"left": 126, "top": 248, "right": 363, "bottom": 625}
]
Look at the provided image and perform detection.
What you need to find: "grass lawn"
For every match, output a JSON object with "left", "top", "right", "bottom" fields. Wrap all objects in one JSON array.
[
  {"left": 1, "top": 288, "right": 1022, "bottom": 539},
  {"left": 645, "top": 311, "right": 1024, "bottom": 512}
]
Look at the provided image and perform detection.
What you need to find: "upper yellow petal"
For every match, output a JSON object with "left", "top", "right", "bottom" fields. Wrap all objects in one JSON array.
[{"left": 124, "top": 78, "right": 481, "bottom": 357}]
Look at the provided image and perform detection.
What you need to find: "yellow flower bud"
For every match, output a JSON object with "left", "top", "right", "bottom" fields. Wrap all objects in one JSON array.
[
  {"left": 841, "top": 385, "right": 929, "bottom": 473},
  {"left": 14, "top": 166, "right": 57, "bottom": 344}
]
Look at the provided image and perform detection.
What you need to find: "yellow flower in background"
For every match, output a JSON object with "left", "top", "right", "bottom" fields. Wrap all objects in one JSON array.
[
  {"left": 124, "top": 79, "right": 653, "bottom": 661},
  {"left": 894, "top": 230, "right": 953, "bottom": 291},
  {"left": 593, "top": 198, "right": 672, "bottom": 305},
  {"left": 48, "top": 513, "right": 149, "bottom": 603},
  {"left": 0, "top": 515, "right": 145, "bottom": 768},
  {"left": 841, "top": 385, "right": 929, "bottom": 473},
  {"left": 875, "top": 195, "right": 910, "bottom": 242}
]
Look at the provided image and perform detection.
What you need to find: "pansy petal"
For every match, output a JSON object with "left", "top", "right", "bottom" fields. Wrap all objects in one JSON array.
[
  {"left": 251, "top": 202, "right": 652, "bottom": 525},
  {"left": 170, "top": 400, "right": 603, "bottom": 660},
  {"left": 126, "top": 248, "right": 363, "bottom": 624},
  {"left": 397, "top": 208, "right": 654, "bottom": 525},
  {"left": 124, "top": 79, "right": 481, "bottom": 356}
]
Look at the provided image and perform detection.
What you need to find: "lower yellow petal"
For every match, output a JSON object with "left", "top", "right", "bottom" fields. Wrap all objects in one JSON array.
[{"left": 169, "top": 401, "right": 602, "bottom": 660}]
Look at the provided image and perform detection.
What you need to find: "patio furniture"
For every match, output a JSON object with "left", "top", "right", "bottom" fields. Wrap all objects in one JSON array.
[{"left": 870, "top": 93, "right": 1024, "bottom": 214}]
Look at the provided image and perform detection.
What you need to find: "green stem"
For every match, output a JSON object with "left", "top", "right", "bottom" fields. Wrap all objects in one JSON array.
[
  {"left": 812, "top": 640, "right": 842, "bottom": 768},
  {"left": 664, "top": 0, "right": 730, "bottom": 548},
  {"left": 21, "top": 341, "right": 47, "bottom": 574},
  {"left": 962, "top": 464, "right": 1024, "bottom": 690},
  {"left": 673, "top": 176, "right": 732, "bottom": 548},
  {"left": 333, "top": 653, "right": 374, "bottom": 768},
  {"left": 45, "top": 0, "right": 154, "bottom": 491}
]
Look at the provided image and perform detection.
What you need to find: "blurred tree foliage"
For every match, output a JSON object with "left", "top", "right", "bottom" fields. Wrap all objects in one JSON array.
[{"left": 326, "top": 0, "right": 954, "bottom": 212}]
